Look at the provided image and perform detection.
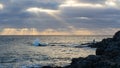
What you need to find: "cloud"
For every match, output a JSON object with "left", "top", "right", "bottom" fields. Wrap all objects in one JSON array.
[
  {"left": 3, "top": 0, "right": 63, "bottom": 10},
  {"left": 0, "top": 3, "right": 3, "bottom": 10},
  {"left": 59, "top": 0, "right": 104, "bottom": 8},
  {"left": 26, "top": 7, "right": 59, "bottom": 13},
  {"left": 58, "top": 0, "right": 120, "bottom": 29},
  {"left": 105, "top": 0, "right": 120, "bottom": 7},
  {"left": 75, "top": 17, "right": 90, "bottom": 20},
  {"left": 59, "top": 0, "right": 120, "bottom": 8},
  {"left": 77, "top": 0, "right": 120, "bottom": 7},
  {"left": 0, "top": 0, "right": 120, "bottom": 35},
  {"left": 77, "top": 0, "right": 106, "bottom": 4},
  {"left": 25, "top": 0, "right": 120, "bottom": 29}
]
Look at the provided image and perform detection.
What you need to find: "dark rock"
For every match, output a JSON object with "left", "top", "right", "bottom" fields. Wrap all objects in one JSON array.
[
  {"left": 94, "top": 60, "right": 116, "bottom": 68},
  {"left": 42, "top": 66, "right": 53, "bottom": 68},
  {"left": 50, "top": 45, "right": 56, "bottom": 46},
  {"left": 85, "top": 55, "right": 101, "bottom": 62},
  {"left": 65, "top": 55, "right": 102, "bottom": 68},
  {"left": 89, "top": 38, "right": 113, "bottom": 48},
  {"left": 64, "top": 31, "right": 120, "bottom": 68},
  {"left": 96, "top": 48, "right": 104, "bottom": 55},
  {"left": 43, "top": 31, "right": 120, "bottom": 68},
  {"left": 42, "top": 66, "right": 62, "bottom": 68},
  {"left": 74, "top": 45, "right": 88, "bottom": 48},
  {"left": 71, "top": 57, "right": 84, "bottom": 65},
  {"left": 113, "top": 31, "right": 120, "bottom": 41},
  {"left": 96, "top": 39, "right": 120, "bottom": 57}
]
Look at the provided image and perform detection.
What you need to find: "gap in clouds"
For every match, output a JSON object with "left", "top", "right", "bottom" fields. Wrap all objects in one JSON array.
[
  {"left": 0, "top": 28, "right": 93, "bottom": 35},
  {"left": 0, "top": 3, "right": 3, "bottom": 9},
  {"left": 0, "top": 28, "right": 119, "bottom": 35}
]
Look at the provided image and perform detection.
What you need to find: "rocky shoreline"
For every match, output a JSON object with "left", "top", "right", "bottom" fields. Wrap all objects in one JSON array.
[{"left": 42, "top": 31, "right": 120, "bottom": 68}]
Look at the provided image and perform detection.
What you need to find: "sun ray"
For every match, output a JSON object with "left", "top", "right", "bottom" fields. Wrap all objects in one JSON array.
[
  {"left": 46, "top": 11, "right": 76, "bottom": 31},
  {"left": 26, "top": 7, "right": 76, "bottom": 33}
]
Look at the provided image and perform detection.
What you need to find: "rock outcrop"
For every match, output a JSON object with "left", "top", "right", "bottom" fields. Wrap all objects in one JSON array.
[
  {"left": 65, "top": 31, "right": 120, "bottom": 68},
  {"left": 113, "top": 31, "right": 120, "bottom": 41},
  {"left": 42, "top": 31, "right": 120, "bottom": 68}
]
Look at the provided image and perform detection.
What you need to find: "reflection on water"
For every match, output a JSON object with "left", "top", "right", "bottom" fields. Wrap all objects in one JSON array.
[{"left": 0, "top": 35, "right": 112, "bottom": 67}]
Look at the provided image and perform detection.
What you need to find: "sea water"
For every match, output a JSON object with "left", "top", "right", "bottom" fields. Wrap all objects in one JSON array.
[{"left": 0, "top": 35, "right": 112, "bottom": 67}]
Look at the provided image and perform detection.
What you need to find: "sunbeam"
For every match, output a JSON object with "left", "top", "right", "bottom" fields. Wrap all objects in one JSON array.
[
  {"left": 27, "top": 7, "right": 76, "bottom": 31},
  {"left": 45, "top": 10, "right": 76, "bottom": 31}
]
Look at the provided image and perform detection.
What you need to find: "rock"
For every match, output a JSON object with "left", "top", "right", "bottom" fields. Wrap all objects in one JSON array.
[
  {"left": 96, "top": 39, "right": 120, "bottom": 57},
  {"left": 50, "top": 45, "right": 56, "bottom": 46},
  {"left": 113, "top": 31, "right": 120, "bottom": 41},
  {"left": 96, "top": 48, "right": 104, "bottom": 55},
  {"left": 71, "top": 57, "right": 84, "bottom": 65},
  {"left": 42, "top": 66, "right": 53, "bottom": 68},
  {"left": 43, "top": 31, "right": 120, "bottom": 68},
  {"left": 64, "top": 55, "right": 101, "bottom": 68},
  {"left": 64, "top": 31, "right": 120, "bottom": 68},
  {"left": 42, "top": 66, "right": 62, "bottom": 68},
  {"left": 85, "top": 55, "right": 101, "bottom": 62},
  {"left": 94, "top": 60, "right": 116, "bottom": 68},
  {"left": 33, "top": 39, "right": 47, "bottom": 46},
  {"left": 89, "top": 38, "right": 113, "bottom": 48},
  {"left": 33, "top": 39, "right": 41, "bottom": 46}
]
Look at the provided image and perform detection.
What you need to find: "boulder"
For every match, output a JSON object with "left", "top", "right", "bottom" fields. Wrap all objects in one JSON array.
[{"left": 65, "top": 55, "right": 102, "bottom": 68}]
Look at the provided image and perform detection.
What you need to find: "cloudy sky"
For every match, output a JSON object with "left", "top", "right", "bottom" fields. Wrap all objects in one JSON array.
[{"left": 0, "top": 0, "right": 120, "bottom": 35}]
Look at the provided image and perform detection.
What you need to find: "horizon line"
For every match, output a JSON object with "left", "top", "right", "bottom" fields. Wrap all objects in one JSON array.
[{"left": 0, "top": 35, "right": 113, "bottom": 36}]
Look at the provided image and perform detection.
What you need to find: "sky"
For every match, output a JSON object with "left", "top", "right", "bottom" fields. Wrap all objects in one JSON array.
[{"left": 0, "top": 0, "right": 120, "bottom": 35}]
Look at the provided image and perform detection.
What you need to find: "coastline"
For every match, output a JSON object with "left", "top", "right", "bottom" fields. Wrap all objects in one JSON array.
[
  {"left": 42, "top": 31, "right": 120, "bottom": 68},
  {"left": 0, "top": 34, "right": 116, "bottom": 68}
]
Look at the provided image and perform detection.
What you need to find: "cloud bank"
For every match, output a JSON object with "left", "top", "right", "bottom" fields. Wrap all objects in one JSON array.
[{"left": 0, "top": 0, "right": 120, "bottom": 35}]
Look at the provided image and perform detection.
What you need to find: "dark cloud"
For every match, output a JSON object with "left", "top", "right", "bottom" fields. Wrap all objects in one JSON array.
[
  {"left": 0, "top": 0, "right": 120, "bottom": 33},
  {"left": 1, "top": 0, "right": 63, "bottom": 10},
  {"left": 0, "top": 0, "right": 64, "bottom": 29},
  {"left": 60, "top": 5, "right": 120, "bottom": 28}
]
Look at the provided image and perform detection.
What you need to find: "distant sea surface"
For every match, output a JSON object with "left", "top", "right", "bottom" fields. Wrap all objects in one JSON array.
[{"left": 0, "top": 35, "right": 112, "bottom": 67}]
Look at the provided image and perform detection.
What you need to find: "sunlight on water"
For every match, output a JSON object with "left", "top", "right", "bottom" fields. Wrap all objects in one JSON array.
[{"left": 0, "top": 35, "right": 112, "bottom": 67}]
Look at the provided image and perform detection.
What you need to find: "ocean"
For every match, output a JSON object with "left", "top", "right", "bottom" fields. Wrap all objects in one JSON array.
[{"left": 0, "top": 35, "right": 112, "bottom": 68}]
